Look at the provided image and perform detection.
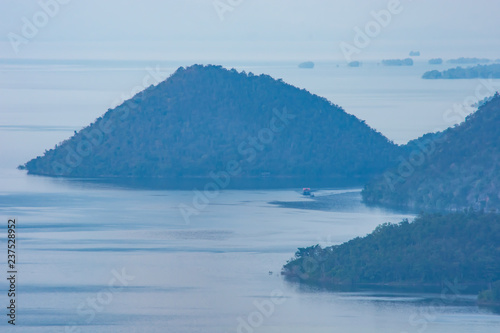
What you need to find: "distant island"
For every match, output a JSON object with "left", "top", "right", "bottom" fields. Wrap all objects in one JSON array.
[
  {"left": 428, "top": 58, "right": 443, "bottom": 65},
  {"left": 362, "top": 94, "right": 500, "bottom": 212},
  {"left": 282, "top": 212, "right": 500, "bottom": 290},
  {"left": 381, "top": 58, "right": 413, "bottom": 66},
  {"left": 409, "top": 51, "right": 420, "bottom": 56},
  {"left": 447, "top": 57, "right": 490, "bottom": 64},
  {"left": 20, "top": 64, "right": 402, "bottom": 179},
  {"left": 422, "top": 64, "right": 500, "bottom": 79},
  {"left": 298, "top": 61, "right": 314, "bottom": 69},
  {"left": 347, "top": 61, "right": 361, "bottom": 67}
]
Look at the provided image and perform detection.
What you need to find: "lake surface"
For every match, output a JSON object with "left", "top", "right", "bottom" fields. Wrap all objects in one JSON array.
[
  {"left": 1, "top": 60, "right": 500, "bottom": 332},
  {"left": 1, "top": 171, "right": 499, "bottom": 332}
]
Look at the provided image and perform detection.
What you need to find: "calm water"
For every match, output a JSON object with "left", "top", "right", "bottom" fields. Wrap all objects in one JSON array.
[
  {"left": 0, "top": 171, "right": 499, "bottom": 332},
  {"left": 0, "top": 60, "right": 499, "bottom": 332}
]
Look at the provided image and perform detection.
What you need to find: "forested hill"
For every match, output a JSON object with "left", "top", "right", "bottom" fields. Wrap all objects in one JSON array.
[
  {"left": 21, "top": 65, "right": 401, "bottom": 178},
  {"left": 362, "top": 93, "right": 500, "bottom": 211},
  {"left": 282, "top": 212, "right": 500, "bottom": 287}
]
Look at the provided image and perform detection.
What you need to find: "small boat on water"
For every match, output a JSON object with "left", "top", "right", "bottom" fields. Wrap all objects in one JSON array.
[{"left": 302, "top": 188, "right": 315, "bottom": 197}]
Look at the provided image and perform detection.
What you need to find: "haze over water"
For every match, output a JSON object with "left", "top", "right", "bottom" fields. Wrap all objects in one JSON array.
[
  {"left": 1, "top": 60, "right": 500, "bottom": 332},
  {"left": 1, "top": 0, "right": 500, "bottom": 331}
]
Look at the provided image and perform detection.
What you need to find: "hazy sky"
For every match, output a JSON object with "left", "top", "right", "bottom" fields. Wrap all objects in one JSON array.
[{"left": 1, "top": 0, "right": 499, "bottom": 61}]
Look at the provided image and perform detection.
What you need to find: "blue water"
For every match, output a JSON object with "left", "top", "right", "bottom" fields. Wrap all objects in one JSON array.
[{"left": 0, "top": 60, "right": 499, "bottom": 332}]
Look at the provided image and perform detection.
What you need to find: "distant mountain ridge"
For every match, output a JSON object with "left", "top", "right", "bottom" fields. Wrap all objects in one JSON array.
[
  {"left": 423, "top": 64, "right": 500, "bottom": 79},
  {"left": 21, "top": 65, "right": 401, "bottom": 179},
  {"left": 447, "top": 57, "right": 490, "bottom": 64},
  {"left": 362, "top": 93, "right": 500, "bottom": 211},
  {"left": 382, "top": 58, "right": 413, "bottom": 66}
]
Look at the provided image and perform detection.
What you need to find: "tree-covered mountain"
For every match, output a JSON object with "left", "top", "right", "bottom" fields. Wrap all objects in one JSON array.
[
  {"left": 362, "top": 93, "right": 500, "bottom": 211},
  {"left": 282, "top": 212, "right": 500, "bottom": 287},
  {"left": 21, "top": 65, "right": 401, "bottom": 178}
]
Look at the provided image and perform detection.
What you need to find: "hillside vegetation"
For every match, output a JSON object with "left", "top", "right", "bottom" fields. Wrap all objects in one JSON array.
[
  {"left": 21, "top": 65, "right": 401, "bottom": 179},
  {"left": 362, "top": 94, "right": 500, "bottom": 212},
  {"left": 283, "top": 213, "right": 500, "bottom": 287}
]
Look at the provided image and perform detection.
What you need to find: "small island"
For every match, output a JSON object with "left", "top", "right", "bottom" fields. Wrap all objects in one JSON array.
[
  {"left": 347, "top": 61, "right": 361, "bottom": 67},
  {"left": 422, "top": 64, "right": 500, "bottom": 79},
  {"left": 381, "top": 58, "right": 413, "bottom": 66},
  {"left": 447, "top": 57, "right": 490, "bottom": 64},
  {"left": 428, "top": 58, "right": 443, "bottom": 65},
  {"left": 409, "top": 51, "right": 420, "bottom": 56},
  {"left": 298, "top": 61, "right": 314, "bottom": 69}
]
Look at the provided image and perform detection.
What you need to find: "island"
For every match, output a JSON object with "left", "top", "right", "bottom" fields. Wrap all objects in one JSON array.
[
  {"left": 409, "top": 51, "right": 420, "bottom": 56},
  {"left": 20, "top": 64, "right": 402, "bottom": 179},
  {"left": 347, "top": 61, "right": 361, "bottom": 67},
  {"left": 447, "top": 57, "right": 490, "bottom": 64},
  {"left": 282, "top": 212, "right": 499, "bottom": 291},
  {"left": 381, "top": 58, "right": 413, "bottom": 66},
  {"left": 298, "top": 61, "right": 314, "bottom": 69},
  {"left": 362, "top": 93, "right": 500, "bottom": 212},
  {"left": 428, "top": 58, "right": 443, "bottom": 65},
  {"left": 422, "top": 64, "right": 500, "bottom": 79}
]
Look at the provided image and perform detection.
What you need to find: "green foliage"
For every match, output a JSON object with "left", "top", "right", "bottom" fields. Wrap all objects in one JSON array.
[
  {"left": 21, "top": 65, "right": 401, "bottom": 178},
  {"left": 478, "top": 281, "right": 500, "bottom": 305},
  {"left": 362, "top": 94, "right": 500, "bottom": 212},
  {"left": 283, "top": 213, "right": 500, "bottom": 286}
]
